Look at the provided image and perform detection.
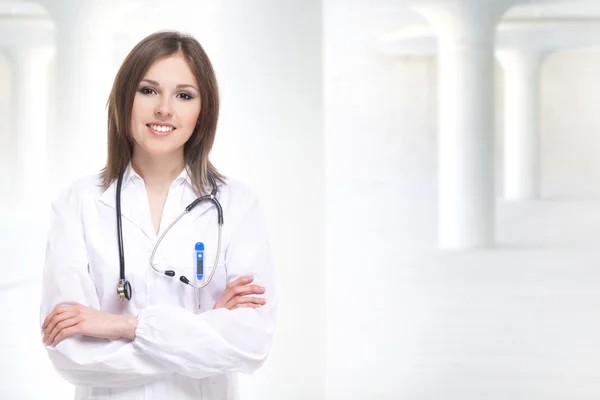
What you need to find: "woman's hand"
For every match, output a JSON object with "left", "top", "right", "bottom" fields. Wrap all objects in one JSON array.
[
  {"left": 42, "top": 305, "right": 137, "bottom": 348},
  {"left": 214, "top": 276, "right": 266, "bottom": 310}
]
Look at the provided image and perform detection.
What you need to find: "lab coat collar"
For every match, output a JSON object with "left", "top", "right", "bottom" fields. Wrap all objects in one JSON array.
[
  {"left": 98, "top": 163, "right": 220, "bottom": 239},
  {"left": 119, "top": 162, "right": 193, "bottom": 191}
]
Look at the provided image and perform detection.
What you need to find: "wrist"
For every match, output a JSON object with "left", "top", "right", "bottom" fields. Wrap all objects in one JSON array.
[{"left": 120, "top": 315, "right": 138, "bottom": 340}]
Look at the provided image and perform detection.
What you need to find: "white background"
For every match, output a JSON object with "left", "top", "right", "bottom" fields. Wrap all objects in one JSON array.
[{"left": 2, "top": 0, "right": 600, "bottom": 399}]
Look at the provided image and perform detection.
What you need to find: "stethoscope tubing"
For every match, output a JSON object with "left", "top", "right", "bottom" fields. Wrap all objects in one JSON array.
[{"left": 116, "top": 169, "right": 224, "bottom": 300}]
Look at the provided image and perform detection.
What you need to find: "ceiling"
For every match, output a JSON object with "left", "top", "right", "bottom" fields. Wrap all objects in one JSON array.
[
  {"left": 2, "top": 0, "right": 600, "bottom": 22},
  {"left": 0, "top": 1, "right": 48, "bottom": 17},
  {"left": 505, "top": 0, "right": 600, "bottom": 18}
]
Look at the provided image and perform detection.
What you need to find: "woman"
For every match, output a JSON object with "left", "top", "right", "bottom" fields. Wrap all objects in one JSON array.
[{"left": 39, "top": 30, "right": 277, "bottom": 399}]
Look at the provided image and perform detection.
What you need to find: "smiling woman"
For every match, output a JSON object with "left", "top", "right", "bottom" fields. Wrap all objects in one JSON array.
[
  {"left": 38, "top": 31, "right": 277, "bottom": 400},
  {"left": 102, "top": 30, "right": 223, "bottom": 196}
]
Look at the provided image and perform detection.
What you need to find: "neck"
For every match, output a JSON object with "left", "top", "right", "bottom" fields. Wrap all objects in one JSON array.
[{"left": 131, "top": 151, "right": 185, "bottom": 190}]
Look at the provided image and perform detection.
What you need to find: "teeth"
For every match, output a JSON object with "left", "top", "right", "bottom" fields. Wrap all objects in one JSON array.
[{"left": 149, "top": 124, "right": 174, "bottom": 133}]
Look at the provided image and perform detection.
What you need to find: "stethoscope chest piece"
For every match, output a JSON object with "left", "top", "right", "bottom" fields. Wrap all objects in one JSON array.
[{"left": 117, "top": 279, "right": 132, "bottom": 301}]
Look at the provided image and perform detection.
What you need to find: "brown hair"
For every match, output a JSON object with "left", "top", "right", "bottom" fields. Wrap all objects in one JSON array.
[{"left": 101, "top": 30, "right": 224, "bottom": 195}]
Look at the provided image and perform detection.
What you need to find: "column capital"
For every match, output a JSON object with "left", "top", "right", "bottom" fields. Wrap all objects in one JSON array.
[
  {"left": 379, "top": 18, "right": 600, "bottom": 61},
  {"left": 406, "top": 0, "right": 517, "bottom": 41},
  {"left": 43, "top": 0, "right": 133, "bottom": 30},
  {"left": 500, "top": 19, "right": 600, "bottom": 53},
  {"left": 495, "top": 47, "right": 549, "bottom": 72}
]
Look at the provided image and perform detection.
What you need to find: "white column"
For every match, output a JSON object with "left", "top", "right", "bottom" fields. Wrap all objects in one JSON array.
[
  {"left": 8, "top": 46, "right": 54, "bottom": 204},
  {"left": 497, "top": 49, "right": 545, "bottom": 200},
  {"left": 47, "top": 2, "right": 87, "bottom": 184},
  {"left": 45, "top": 0, "right": 117, "bottom": 190},
  {"left": 409, "top": 0, "right": 513, "bottom": 249}
]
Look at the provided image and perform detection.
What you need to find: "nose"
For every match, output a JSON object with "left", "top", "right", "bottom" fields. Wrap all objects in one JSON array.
[{"left": 154, "top": 96, "right": 173, "bottom": 117}]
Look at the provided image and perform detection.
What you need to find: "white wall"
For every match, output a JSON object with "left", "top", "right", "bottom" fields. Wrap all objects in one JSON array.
[{"left": 541, "top": 49, "right": 600, "bottom": 199}]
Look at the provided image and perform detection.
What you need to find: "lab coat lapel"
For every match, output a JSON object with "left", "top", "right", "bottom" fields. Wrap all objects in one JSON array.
[{"left": 98, "top": 179, "right": 155, "bottom": 241}]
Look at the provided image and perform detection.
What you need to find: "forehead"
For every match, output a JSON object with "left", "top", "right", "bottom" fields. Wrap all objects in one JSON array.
[{"left": 142, "top": 54, "right": 197, "bottom": 86}]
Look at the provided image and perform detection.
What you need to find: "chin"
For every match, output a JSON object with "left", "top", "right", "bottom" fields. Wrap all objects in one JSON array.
[
  {"left": 132, "top": 135, "right": 186, "bottom": 158},
  {"left": 145, "top": 143, "right": 185, "bottom": 158},
  {"left": 148, "top": 147, "right": 179, "bottom": 157}
]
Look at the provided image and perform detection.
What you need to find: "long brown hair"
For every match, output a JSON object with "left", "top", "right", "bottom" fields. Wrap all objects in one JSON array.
[{"left": 101, "top": 30, "right": 224, "bottom": 195}]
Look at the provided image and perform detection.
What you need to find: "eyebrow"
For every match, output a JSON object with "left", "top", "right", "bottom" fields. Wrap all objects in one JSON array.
[{"left": 140, "top": 79, "right": 198, "bottom": 92}]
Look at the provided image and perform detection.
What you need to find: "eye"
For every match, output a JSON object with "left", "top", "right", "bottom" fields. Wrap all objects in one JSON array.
[
  {"left": 177, "top": 92, "right": 194, "bottom": 100},
  {"left": 138, "top": 87, "right": 156, "bottom": 95}
]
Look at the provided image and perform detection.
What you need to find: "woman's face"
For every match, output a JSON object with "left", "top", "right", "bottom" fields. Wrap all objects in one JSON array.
[{"left": 130, "top": 53, "right": 201, "bottom": 160}]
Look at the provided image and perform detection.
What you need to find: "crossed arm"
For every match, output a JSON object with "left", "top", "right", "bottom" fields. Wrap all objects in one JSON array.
[
  {"left": 41, "top": 276, "right": 266, "bottom": 348},
  {"left": 39, "top": 194, "right": 277, "bottom": 387}
]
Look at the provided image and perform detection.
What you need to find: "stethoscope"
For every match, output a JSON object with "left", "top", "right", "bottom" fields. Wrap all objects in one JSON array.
[{"left": 116, "top": 169, "right": 224, "bottom": 301}]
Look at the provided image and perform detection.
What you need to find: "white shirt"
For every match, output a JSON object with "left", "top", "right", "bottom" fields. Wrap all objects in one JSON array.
[{"left": 39, "top": 164, "right": 278, "bottom": 400}]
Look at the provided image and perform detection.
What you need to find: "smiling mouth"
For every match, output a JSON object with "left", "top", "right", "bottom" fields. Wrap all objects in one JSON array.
[{"left": 147, "top": 124, "right": 176, "bottom": 134}]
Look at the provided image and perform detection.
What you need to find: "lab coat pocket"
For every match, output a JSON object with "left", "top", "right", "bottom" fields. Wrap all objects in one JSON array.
[
  {"left": 195, "top": 249, "right": 226, "bottom": 285},
  {"left": 195, "top": 249, "right": 227, "bottom": 308}
]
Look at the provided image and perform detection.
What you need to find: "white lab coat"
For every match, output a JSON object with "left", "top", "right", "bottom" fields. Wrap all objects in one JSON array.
[{"left": 39, "top": 164, "right": 278, "bottom": 400}]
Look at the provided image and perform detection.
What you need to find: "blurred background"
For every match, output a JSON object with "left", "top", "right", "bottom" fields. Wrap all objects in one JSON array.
[
  {"left": 2, "top": 0, "right": 600, "bottom": 399},
  {"left": 326, "top": 0, "right": 600, "bottom": 399}
]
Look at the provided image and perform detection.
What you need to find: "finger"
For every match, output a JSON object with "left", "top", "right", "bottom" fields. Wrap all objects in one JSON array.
[
  {"left": 224, "top": 296, "right": 266, "bottom": 310},
  {"left": 232, "top": 303, "right": 262, "bottom": 310},
  {"left": 42, "top": 306, "right": 64, "bottom": 329},
  {"left": 46, "top": 316, "right": 81, "bottom": 346},
  {"left": 46, "top": 315, "right": 80, "bottom": 346},
  {"left": 230, "top": 276, "right": 254, "bottom": 285},
  {"left": 214, "top": 277, "right": 259, "bottom": 309},
  {"left": 42, "top": 304, "right": 76, "bottom": 329},
  {"left": 219, "top": 284, "right": 265, "bottom": 309},
  {"left": 231, "top": 285, "right": 265, "bottom": 297},
  {"left": 218, "top": 278, "right": 254, "bottom": 306},
  {"left": 233, "top": 296, "right": 267, "bottom": 306},
  {"left": 43, "top": 311, "right": 77, "bottom": 342},
  {"left": 225, "top": 277, "right": 254, "bottom": 291},
  {"left": 42, "top": 308, "right": 59, "bottom": 329},
  {"left": 51, "top": 325, "right": 80, "bottom": 348}
]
